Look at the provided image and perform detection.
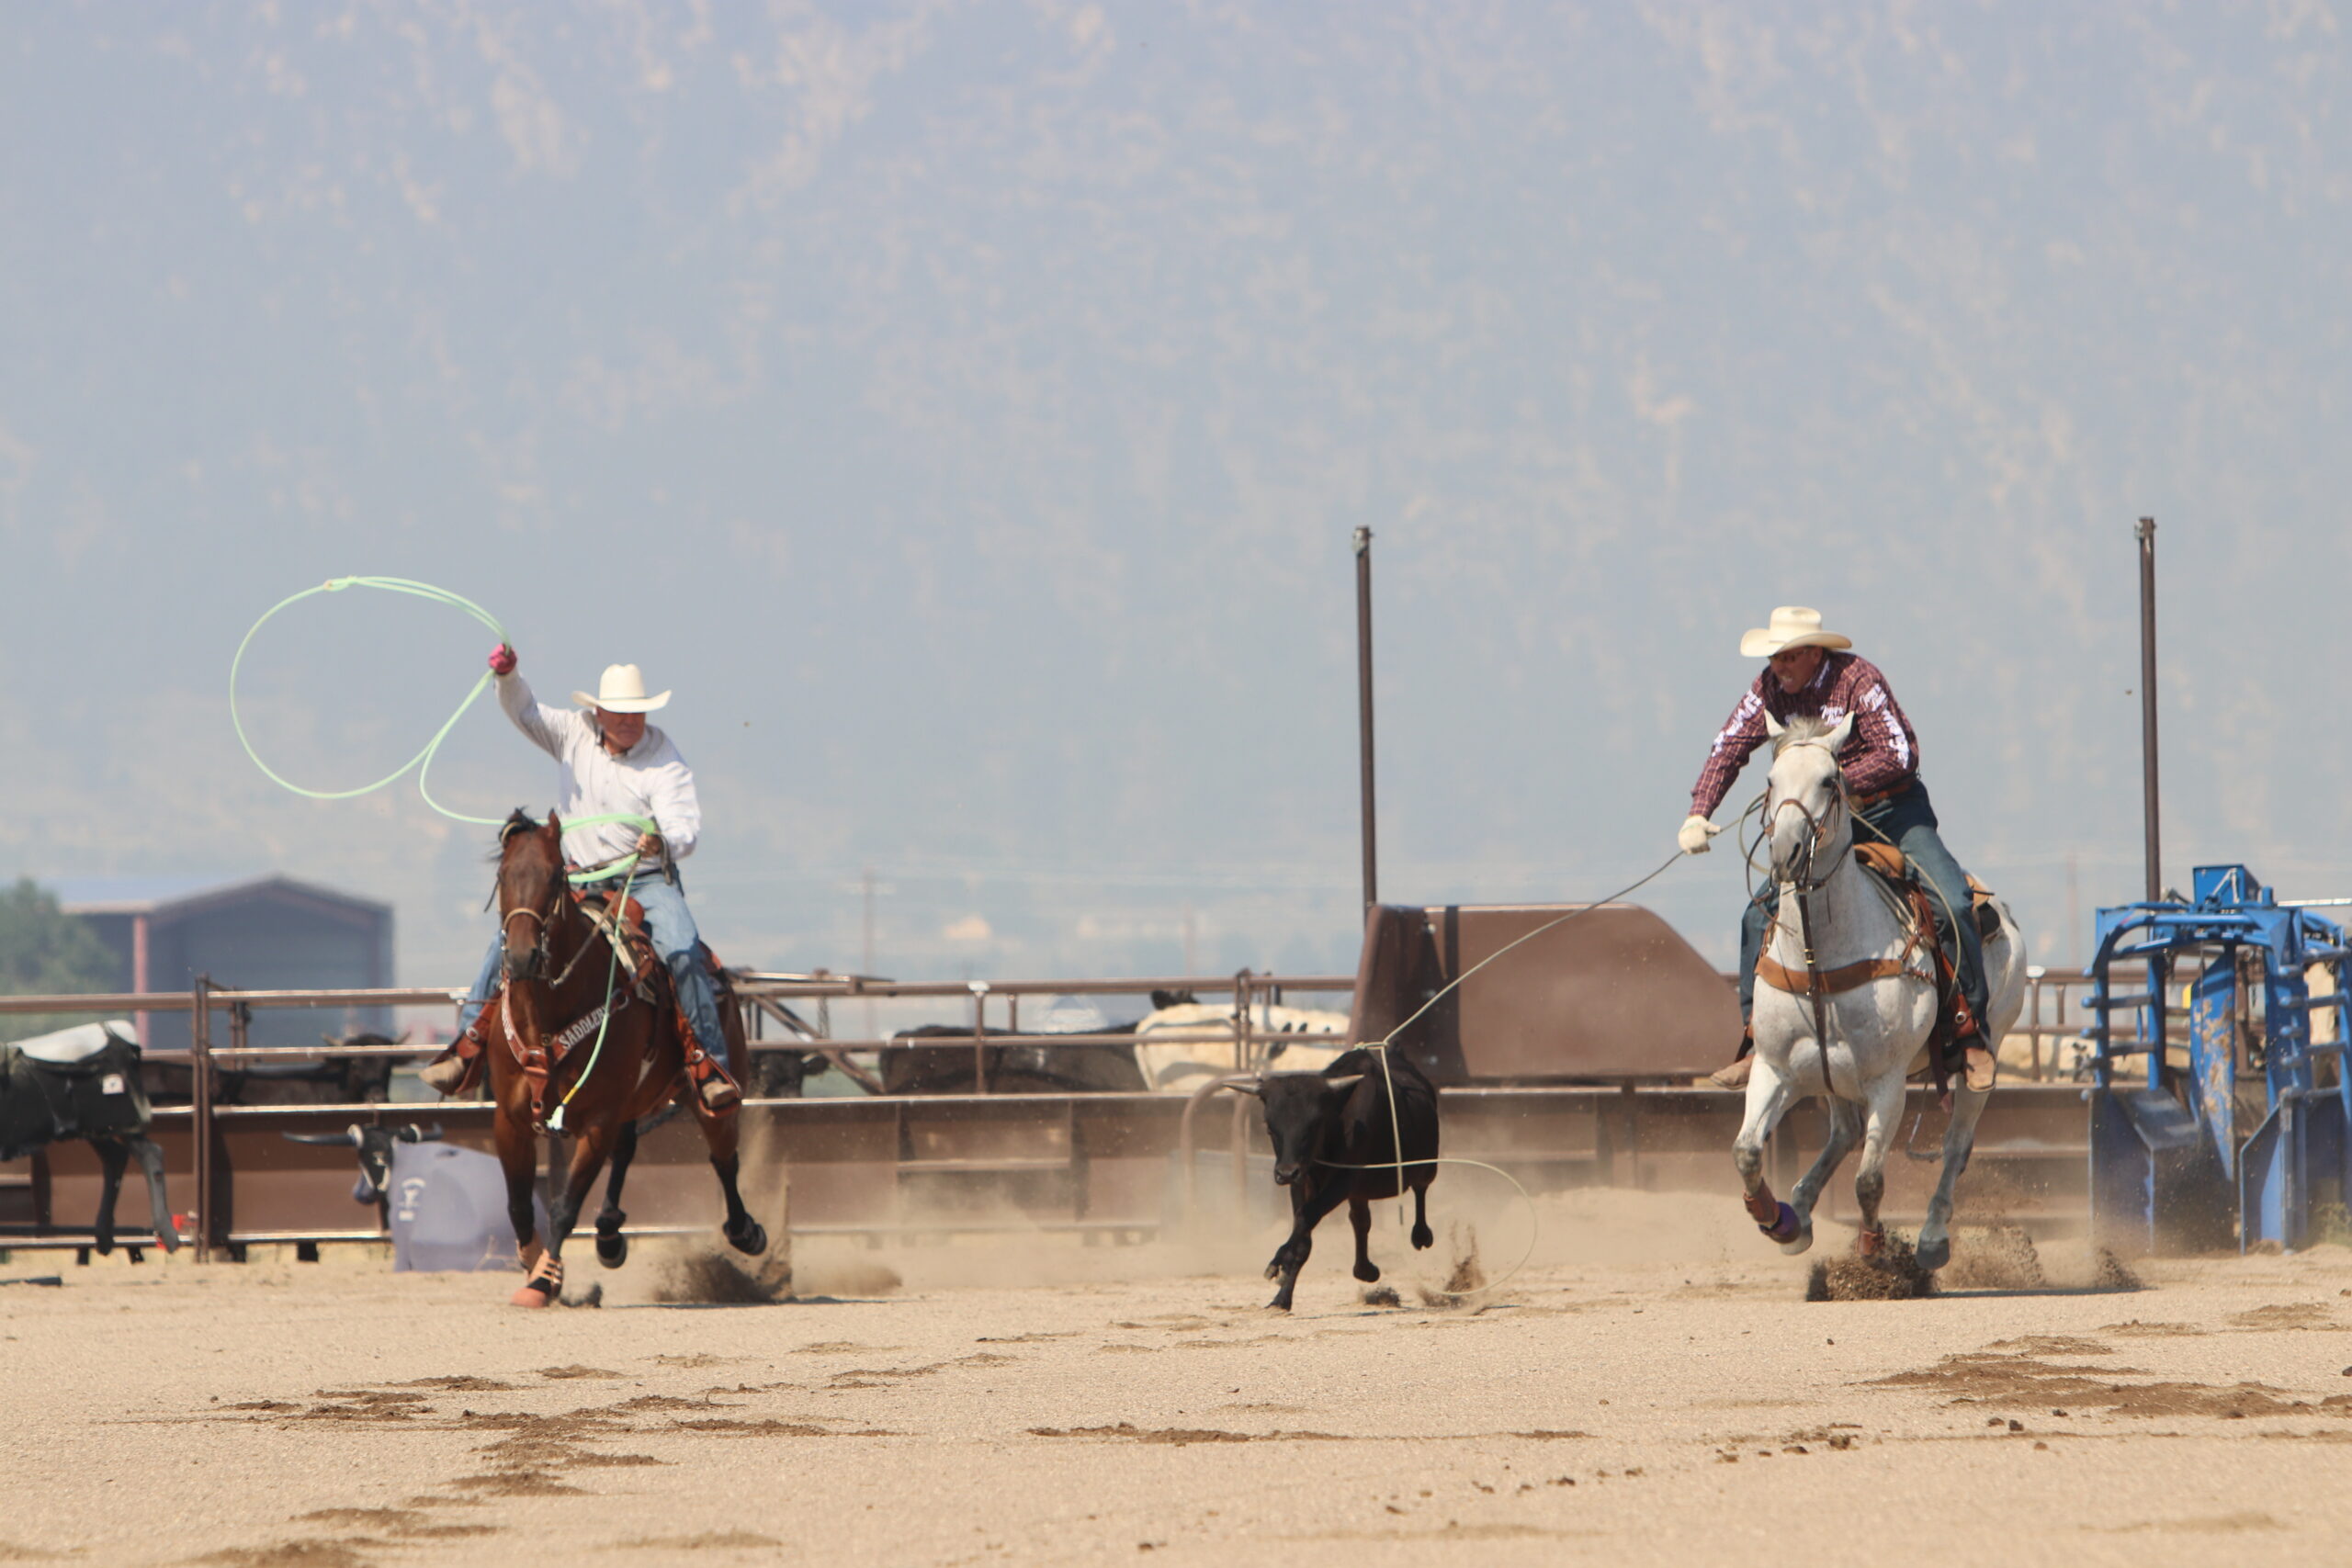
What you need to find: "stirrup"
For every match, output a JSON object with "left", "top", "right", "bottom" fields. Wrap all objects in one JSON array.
[
  {"left": 419, "top": 1030, "right": 485, "bottom": 1097},
  {"left": 686, "top": 1045, "right": 741, "bottom": 1112}
]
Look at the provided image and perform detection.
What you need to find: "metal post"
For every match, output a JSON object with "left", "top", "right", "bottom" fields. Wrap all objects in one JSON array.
[
  {"left": 970, "top": 981, "right": 989, "bottom": 1094},
  {"left": 1354, "top": 526, "right": 1378, "bottom": 916},
  {"left": 190, "top": 976, "right": 212, "bottom": 1264},
  {"left": 2137, "top": 517, "right": 2161, "bottom": 903}
]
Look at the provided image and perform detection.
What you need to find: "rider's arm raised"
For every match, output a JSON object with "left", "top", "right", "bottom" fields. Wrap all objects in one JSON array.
[
  {"left": 1689, "top": 679, "right": 1772, "bottom": 820},
  {"left": 494, "top": 670, "right": 579, "bottom": 761}
]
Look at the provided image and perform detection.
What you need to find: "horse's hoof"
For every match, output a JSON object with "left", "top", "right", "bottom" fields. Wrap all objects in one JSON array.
[
  {"left": 1266, "top": 1295, "right": 1294, "bottom": 1313},
  {"left": 726, "top": 1219, "right": 767, "bottom": 1258},
  {"left": 1915, "top": 1235, "right": 1951, "bottom": 1273},
  {"left": 1758, "top": 1201, "right": 1804, "bottom": 1247},
  {"left": 1410, "top": 1225, "right": 1434, "bottom": 1251},
  {"left": 511, "top": 1253, "right": 562, "bottom": 1307},
  {"left": 1353, "top": 1260, "right": 1381, "bottom": 1283},
  {"left": 595, "top": 1232, "right": 628, "bottom": 1269},
  {"left": 1776, "top": 1224, "right": 1815, "bottom": 1258}
]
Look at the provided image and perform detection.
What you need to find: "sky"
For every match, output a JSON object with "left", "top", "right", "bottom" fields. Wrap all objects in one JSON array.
[{"left": 4, "top": 1, "right": 2349, "bottom": 995}]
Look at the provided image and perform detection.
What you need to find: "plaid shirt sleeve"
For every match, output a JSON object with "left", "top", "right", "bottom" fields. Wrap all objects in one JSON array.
[
  {"left": 1689, "top": 677, "right": 1772, "bottom": 819},
  {"left": 1835, "top": 659, "right": 1917, "bottom": 796}
]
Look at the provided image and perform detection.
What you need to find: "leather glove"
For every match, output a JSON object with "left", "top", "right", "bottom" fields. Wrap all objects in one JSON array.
[
  {"left": 1678, "top": 815, "right": 1722, "bottom": 855},
  {"left": 488, "top": 643, "right": 517, "bottom": 676}
]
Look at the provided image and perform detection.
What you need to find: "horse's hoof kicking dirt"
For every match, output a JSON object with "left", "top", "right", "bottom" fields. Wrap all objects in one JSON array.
[{"left": 595, "top": 1232, "right": 628, "bottom": 1269}]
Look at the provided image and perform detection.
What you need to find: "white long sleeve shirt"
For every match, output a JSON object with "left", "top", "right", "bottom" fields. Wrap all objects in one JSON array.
[{"left": 496, "top": 672, "right": 701, "bottom": 875}]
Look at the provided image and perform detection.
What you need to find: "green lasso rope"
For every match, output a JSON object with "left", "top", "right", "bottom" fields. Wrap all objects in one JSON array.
[
  {"left": 231, "top": 575, "right": 514, "bottom": 827},
  {"left": 231, "top": 574, "right": 656, "bottom": 863}
]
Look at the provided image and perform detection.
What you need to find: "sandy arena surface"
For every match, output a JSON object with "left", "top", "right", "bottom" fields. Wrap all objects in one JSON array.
[{"left": 5, "top": 1189, "right": 2352, "bottom": 1568}]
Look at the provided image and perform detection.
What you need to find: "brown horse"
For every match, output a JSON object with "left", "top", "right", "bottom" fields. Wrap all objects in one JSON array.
[{"left": 490, "top": 809, "right": 765, "bottom": 1306}]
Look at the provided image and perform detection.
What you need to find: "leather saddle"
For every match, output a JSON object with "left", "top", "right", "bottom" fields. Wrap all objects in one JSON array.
[{"left": 1850, "top": 841, "right": 1997, "bottom": 1089}]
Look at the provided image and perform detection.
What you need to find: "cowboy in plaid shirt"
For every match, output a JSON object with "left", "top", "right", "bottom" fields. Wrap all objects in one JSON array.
[{"left": 1679, "top": 607, "right": 1991, "bottom": 1091}]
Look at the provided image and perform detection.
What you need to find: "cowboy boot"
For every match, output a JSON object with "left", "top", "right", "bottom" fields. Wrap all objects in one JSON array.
[
  {"left": 419, "top": 1022, "right": 488, "bottom": 1097},
  {"left": 685, "top": 1042, "right": 741, "bottom": 1112},
  {"left": 1707, "top": 1025, "right": 1755, "bottom": 1090}
]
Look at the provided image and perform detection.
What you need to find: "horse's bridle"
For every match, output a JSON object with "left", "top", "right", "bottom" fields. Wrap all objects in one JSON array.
[
  {"left": 1765, "top": 740, "right": 1849, "bottom": 896},
  {"left": 501, "top": 878, "right": 565, "bottom": 983}
]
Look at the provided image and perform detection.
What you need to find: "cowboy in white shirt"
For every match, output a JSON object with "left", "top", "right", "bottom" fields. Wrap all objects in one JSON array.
[{"left": 419, "top": 645, "right": 741, "bottom": 1111}]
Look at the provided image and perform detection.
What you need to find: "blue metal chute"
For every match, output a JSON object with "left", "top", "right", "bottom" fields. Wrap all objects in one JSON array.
[{"left": 2086, "top": 863, "right": 2352, "bottom": 1255}]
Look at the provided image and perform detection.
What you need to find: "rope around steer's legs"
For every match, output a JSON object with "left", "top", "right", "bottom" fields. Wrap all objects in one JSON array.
[{"left": 1312, "top": 849, "right": 1693, "bottom": 1303}]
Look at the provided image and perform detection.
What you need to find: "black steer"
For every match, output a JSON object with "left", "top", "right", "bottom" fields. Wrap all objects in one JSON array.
[
  {"left": 1223, "top": 1046, "right": 1438, "bottom": 1311},
  {"left": 284, "top": 1122, "right": 444, "bottom": 1207}
]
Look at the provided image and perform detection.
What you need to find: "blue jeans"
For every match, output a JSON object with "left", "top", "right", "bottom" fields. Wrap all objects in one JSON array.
[
  {"left": 1736, "top": 779, "right": 1987, "bottom": 1030},
  {"left": 459, "top": 872, "right": 728, "bottom": 1060}
]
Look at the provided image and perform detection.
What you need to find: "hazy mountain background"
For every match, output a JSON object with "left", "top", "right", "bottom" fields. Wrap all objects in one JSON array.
[{"left": 3, "top": 1, "right": 2347, "bottom": 998}]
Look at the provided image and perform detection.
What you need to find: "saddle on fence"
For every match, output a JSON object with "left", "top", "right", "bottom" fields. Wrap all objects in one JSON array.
[{"left": 0, "top": 1021, "right": 151, "bottom": 1162}]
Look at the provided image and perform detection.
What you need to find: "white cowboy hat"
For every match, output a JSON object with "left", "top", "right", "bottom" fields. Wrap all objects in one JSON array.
[
  {"left": 571, "top": 663, "right": 672, "bottom": 713},
  {"left": 1738, "top": 606, "right": 1853, "bottom": 660}
]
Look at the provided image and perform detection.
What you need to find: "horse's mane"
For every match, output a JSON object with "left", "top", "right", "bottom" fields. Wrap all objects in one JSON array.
[
  {"left": 487, "top": 807, "right": 543, "bottom": 861},
  {"left": 1770, "top": 714, "right": 1839, "bottom": 756}
]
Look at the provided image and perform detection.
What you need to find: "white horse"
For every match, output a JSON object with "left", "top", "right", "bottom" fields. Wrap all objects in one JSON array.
[{"left": 1732, "top": 713, "right": 2027, "bottom": 1273}]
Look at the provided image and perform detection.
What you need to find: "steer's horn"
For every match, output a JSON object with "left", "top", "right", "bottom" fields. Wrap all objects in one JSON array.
[
  {"left": 1324, "top": 1074, "right": 1366, "bottom": 1092},
  {"left": 282, "top": 1125, "right": 364, "bottom": 1147},
  {"left": 1213, "top": 1075, "right": 1263, "bottom": 1098},
  {"left": 396, "top": 1123, "right": 445, "bottom": 1144}
]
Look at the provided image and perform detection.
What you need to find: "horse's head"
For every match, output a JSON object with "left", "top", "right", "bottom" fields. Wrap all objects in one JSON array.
[
  {"left": 494, "top": 809, "right": 566, "bottom": 983},
  {"left": 1763, "top": 712, "right": 1854, "bottom": 886}
]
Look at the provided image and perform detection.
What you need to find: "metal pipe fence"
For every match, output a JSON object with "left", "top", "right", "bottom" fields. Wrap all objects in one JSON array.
[{"left": 0, "top": 972, "right": 1355, "bottom": 1260}]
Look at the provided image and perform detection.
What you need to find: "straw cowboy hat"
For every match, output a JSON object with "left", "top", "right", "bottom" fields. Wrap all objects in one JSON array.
[
  {"left": 1737, "top": 606, "right": 1853, "bottom": 660},
  {"left": 572, "top": 663, "right": 671, "bottom": 713}
]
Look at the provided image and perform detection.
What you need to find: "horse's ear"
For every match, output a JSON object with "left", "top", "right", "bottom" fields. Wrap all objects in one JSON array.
[
  {"left": 545, "top": 809, "right": 562, "bottom": 839},
  {"left": 1825, "top": 713, "right": 1855, "bottom": 751},
  {"left": 1762, "top": 711, "right": 1785, "bottom": 739}
]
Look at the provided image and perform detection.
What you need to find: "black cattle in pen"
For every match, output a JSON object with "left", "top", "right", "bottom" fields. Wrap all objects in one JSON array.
[
  {"left": 0, "top": 1022, "right": 180, "bottom": 1255},
  {"left": 141, "top": 1028, "right": 403, "bottom": 1108},
  {"left": 1217, "top": 1045, "right": 1438, "bottom": 1311}
]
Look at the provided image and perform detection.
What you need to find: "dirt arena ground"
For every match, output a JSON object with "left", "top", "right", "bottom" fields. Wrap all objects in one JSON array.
[{"left": 5, "top": 1189, "right": 2351, "bottom": 1568}]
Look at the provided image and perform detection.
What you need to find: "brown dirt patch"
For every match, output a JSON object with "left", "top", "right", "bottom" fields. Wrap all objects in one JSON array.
[
  {"left": 1870, "top": 1347, "right": 2313, "bottom": 1417},
  {"left": 2096, "top": 1512, "right": 2284, "bottom": 1534},
  {"left": 187, "top": 1545, "right": 374, "bottom": 1568},
  {"left": 536, "top": 1365, "right": 622, "bottom": 1380},
  {"left": 669, "top": 1417, "right": 896, "bottom": 1437},
  {"left": 1808, "top": 1233, "right": 1935, "bottom": 1301},
  {"left": 601, "top": 1535, "right": 783, "bottom": 1552},
  {"left": 2228, "top": 1302, "right": 2339, "bottom": 1331},
  {"left": 447, "top": 1471, "right": 584, "bottom": 1496},
  {"left": 2102, "top": 1319, "right": 2203, "bottom": 1338},
  {"left": 1027, "top": 1423, "right": 1343, "bottom": 1445}
]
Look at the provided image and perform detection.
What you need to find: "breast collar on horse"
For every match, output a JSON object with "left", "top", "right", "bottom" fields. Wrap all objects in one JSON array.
[{"left": 1765, "top": 739, "right": 1851, "bottom": 1050}]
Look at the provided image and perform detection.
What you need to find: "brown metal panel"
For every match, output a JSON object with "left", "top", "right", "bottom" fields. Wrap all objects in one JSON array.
[{"left": 1427, "top": 905, "right": 1739, "bottom": 1081}]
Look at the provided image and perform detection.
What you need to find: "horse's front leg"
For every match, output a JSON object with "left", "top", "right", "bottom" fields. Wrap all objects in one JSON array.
[
  {"left": 594, "top": 1121, "right": 638, "bottom": 1269},
  {"left": 1915, "top": 1080, "right": 1991, "bottom": 1272},
  {"left": 493, "top": 1093, "right": 542, "bottom": 1269},
  {"left": 1851, "top": 1075, "right": 1908, "bottom": 1258},
  {"left": 1732, "top": 1059, "right": 1804, "bottom": 1251},
  {"left": 1787, "top": 1099, "right": 1863, "bottom": 1242}
]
